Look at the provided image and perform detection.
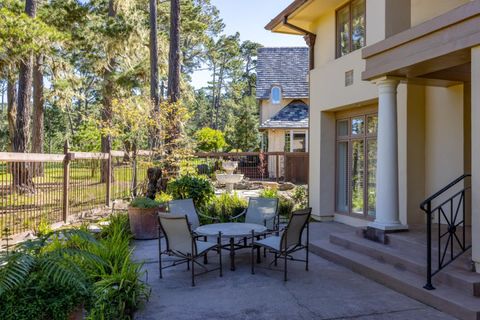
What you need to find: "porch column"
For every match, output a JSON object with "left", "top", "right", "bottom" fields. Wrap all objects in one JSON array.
[
  {"left": 370, "top": 78, "right": 408, "bottom": 231},
  {"left": 471, "top": 46, "right": 480, "bottom": 272}
]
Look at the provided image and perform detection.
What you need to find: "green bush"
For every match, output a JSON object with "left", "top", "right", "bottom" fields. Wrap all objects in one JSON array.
[
  {"left": 206, "top": 192, "right": 247, "bottom": 222},
  {"left": 291, "top": 186, "right": 308, "bottom": 210},
  {"left": 130, "top": 197, "right": 164, "bottom": 209},
  {"left": 0, "top": 213, "right": 149, "bottom": 320},
  {"left": 167, "top": 175, "right": 215, "bottom": 209},
  {"left": 194, "top": 127, "right": 227, "bottom": 152},
  {"left": 259, "top": 187, "right": 278, "bottom": 198}
]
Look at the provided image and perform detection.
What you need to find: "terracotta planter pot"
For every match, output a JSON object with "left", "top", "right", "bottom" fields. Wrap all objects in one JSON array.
[
  {"left": 128, "top": 205, "right": 167, "bottom": 240},
  {"left": 68, "top": 305, "right": 84, "bottom": 320}
]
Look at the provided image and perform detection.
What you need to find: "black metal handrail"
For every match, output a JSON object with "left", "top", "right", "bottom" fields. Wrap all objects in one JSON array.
[{"left": 420, "top": 173, "right": 471, "bottom": 290}]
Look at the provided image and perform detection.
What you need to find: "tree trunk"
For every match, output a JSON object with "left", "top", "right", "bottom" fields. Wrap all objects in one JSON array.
[
  {"left": 7, "top": 77, "right": 17, "bottom": 152},
  {"left": 149, "top": 0, "right": 160, "bottom": 148},
  {"left": 13, "top": 0, "right": 37, "bottom": 193},
  {"left": 101, "top": 0, "right": 116, "bottom": 183},
  {"left": 167, "top": 0, "right": 180, "bottom": 103},
  {"left": 32, "top": 54, "right": 44, "bottom": 176}
]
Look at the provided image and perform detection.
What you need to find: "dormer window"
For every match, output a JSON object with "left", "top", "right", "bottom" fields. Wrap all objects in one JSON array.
[{"left": 271, "top": 86, "right": 281, "bottom": 104}]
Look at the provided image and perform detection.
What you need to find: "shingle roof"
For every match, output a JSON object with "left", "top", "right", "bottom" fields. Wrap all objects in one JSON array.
[
  {"left": 260, "top": 100, "right": 309, "bottom": 129},
  {"left": 256, "top": 47, "right": 309, "bottom": 100}
]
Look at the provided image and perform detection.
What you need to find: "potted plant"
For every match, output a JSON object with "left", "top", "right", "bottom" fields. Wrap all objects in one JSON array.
[{"left": 128, "top": 197, "right": 167, "bottom": 240}]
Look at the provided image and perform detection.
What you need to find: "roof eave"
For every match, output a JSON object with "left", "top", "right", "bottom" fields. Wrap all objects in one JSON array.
[{"left": 264, "top": 0, "right": 310, "bottom": 32}]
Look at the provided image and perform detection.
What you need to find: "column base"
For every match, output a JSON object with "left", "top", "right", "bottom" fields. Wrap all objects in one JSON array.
[
  {"left": 369, "top": 221, "right": 408, "bottom": 232},
  {"left": 474, "top": 261, "right": 480, "bottom": 274}
]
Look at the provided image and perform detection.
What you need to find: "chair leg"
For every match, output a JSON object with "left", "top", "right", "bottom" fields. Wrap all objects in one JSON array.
[
  {"left": 218, "top": 232, "right": 223, "bottom": 277},
  {"left": 256, "top": 236, "right": 261, "bottom": 264},
  {"left": 158, "top": 234, "right": 162, "bottom": 279},
  {"left": 263, "top": 234, "right": 267, "bottom": 257},
  {"left": 284, "top": 253, "right": 288, "bottom": 282},
  {"left": 203, "top": 236, "right": 208, "bottom": 264},
  {"left": 306, "top": 245, "right": 309, "bottom": 271},
  {"left": 251, "top": 230, "right": 255, "bottom": 275},
  {"left": 187, "top": 260, "right": 190, "bottom": 271},
  {"left": 274, "top": 252, "right": 278, "bottom": 266},
  {"left": 191, "top": 256, "right": 195, "bottom": 287}
]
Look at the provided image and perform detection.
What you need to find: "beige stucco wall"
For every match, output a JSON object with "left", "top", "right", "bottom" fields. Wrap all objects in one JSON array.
[
  {"left": 411, "top": 0, "right": 470, "bottom": 27},
  {"left": 305, "top": 0, "right": 467, "bottom": 226}
]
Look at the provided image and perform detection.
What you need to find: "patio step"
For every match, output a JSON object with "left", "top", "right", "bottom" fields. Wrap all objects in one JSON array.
[
  {"left": 330, "top": 232, "right": 480, "bottom": 297},
  {"left": 310, "top": 239, "right": 480, "bottom": 320}
]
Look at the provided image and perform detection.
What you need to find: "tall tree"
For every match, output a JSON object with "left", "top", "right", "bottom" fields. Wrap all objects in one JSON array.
[
  {"left": 100, "top": 0, "right": 117, "bottom": 183},
  {"left": 7, "top": 75, "right": 17, "bottom": 152},
  {"left": 149, "top": 0, "right": 160, "bottom": 148},
  {"left": 32, "top": 54, "right": 44, "bottom": 175},
  {"left": 13, "top": 0, "right": 37, "bottom": 191},
  {"left": 167, "top": 0, "right": 180, "bottom": 103}
]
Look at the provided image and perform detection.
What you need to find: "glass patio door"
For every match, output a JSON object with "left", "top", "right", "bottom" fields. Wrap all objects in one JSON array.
[{"left": 336, "top": 113, "right": 378, "bottom": 219}]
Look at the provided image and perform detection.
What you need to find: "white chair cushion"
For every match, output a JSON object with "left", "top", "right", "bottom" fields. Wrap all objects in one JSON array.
[
  {"left": 254, "top": 236, "right": 281, "bottom": 251},
  {"left": 196, "top": 240, "right": 217, "bottom": 255}
]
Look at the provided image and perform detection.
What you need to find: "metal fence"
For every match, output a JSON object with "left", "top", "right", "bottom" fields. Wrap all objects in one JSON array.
[
  {"left": 188, "top": 152, "right": 309, "bottom": 184},
  {"left": 0, "top": 148, "right": 151, "bottom": 235}
]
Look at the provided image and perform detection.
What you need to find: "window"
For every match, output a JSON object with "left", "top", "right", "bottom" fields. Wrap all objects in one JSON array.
[
  {"left": 261, "top": 132, "right": 269, "bottom": 152},
  {"left": 284, "top": 132, "right": 291, "bottom": 152},
  {"left": 336, "top": 113, "right": 377, "bottom": 218},
  {"left": 336, "top": 0, "right": 366, "bottom": 58},
  {"left": 292, "top": 133, "right": 306, "bottom": 152},
  {"left": 271, "top": 86, "right": 281, "bottom": 104}
]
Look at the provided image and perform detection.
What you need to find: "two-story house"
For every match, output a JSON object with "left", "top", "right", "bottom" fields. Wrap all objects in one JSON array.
[
  {"left": 267, "top": 1, "right": 480, "bottom": 318},
  {"left": 256, "top": 47, "right": 309, "bottom": 180}
]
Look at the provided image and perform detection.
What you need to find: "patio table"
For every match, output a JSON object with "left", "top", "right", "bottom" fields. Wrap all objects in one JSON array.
[{"left": 195, "top": 222, "right": 267, "bottom": 271}]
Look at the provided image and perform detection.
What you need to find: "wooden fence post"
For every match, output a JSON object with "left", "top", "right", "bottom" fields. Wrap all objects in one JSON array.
[
  {"left": 106, "top": 151, "right": 112, "bottom": 206},
  {"left": 62, "top": 140, "right": 70, "bottom": 223},
  {"left": 276, "top": 154, "right": 279, "bottom": 183},
  {"left": 132, "top": 151, "right": 138, "bottom": 198}
]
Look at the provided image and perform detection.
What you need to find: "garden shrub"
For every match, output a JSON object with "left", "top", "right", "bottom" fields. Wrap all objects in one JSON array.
[
  {"left": 194, "top": 127, "right": 227, "bottom": 152},
  {"left": 0, "top": 213, "right": 149, "bottom": 320},
  {"left": 206, "top": 192, "right": 247, "bottom": 222},
  {"left": 291, "top": 186, "right": 308, "bottom": 210},
  {"left": 167, "top": 175, "right": 215, "bottom": 209},
  {"left": 130, "top": 197, "right": 164, "bottom": 209}
]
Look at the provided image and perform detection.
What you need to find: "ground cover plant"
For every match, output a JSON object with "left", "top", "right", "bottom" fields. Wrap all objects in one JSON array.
[{"left": 0, "top": 213, "right": 149, "bottom": 320}]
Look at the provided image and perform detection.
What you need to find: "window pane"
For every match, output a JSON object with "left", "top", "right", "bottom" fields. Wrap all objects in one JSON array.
[
  {"left": 367, "top": 139, "right": 377, "bottom": 217},
  {"left": 351, "top": 0, "right": 365, "bottom": 51},
  {"left": 336, "top": 142, "right": 349, "bottom": 212},
  {"left": 284, "top": 132, "right": 291, "bottom": 152},
  {"left": 337, "top": 119, "right": 349, "bottom": 137},
  {"left": 336, "top": 5, "right": 350, "bottom": 57},
  {"left": 271, "top": 87, "right": 281, "bottom": 104},
  {"left": 292, "top": 133, "right": 306, "bottom": 152},
  {"left": 367, "top": 114, "right": 378, "bottom": 134},
  {"left": 351, "top": 140, "right": 364, "bottom": 214},
  {"left": 351, "top": 117, "right": 364, "bottom": 135}
]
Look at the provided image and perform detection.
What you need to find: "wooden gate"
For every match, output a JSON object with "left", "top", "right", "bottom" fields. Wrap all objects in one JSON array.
[{"left": 285, "top": 152, "right": 309, "bottom": 184}]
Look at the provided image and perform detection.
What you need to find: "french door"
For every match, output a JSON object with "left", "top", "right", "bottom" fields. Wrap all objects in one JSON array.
[{"left": 336, "top": 112, "right": 378, "bottom": 219}]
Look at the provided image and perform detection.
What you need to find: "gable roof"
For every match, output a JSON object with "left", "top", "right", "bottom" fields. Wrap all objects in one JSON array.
[
  {"left": 260, "top": 100, "right": 309, "bottom": 129},
  {"left": 256, "top": 47, "right": 309, "bottom": 100}
]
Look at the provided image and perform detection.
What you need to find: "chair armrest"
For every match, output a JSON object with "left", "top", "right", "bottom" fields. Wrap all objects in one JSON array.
[
  {"left": 229, "top": 209, "right": 246, "bottom": 221},
  {"left": 198, "top": 211, "right": 220, "bottom": 222}
]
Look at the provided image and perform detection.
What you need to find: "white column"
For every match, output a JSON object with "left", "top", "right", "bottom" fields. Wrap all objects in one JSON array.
[
  {"left": 370, "top": 78, "right": 408, "bottom": 231},
  {"left": 471, "top": 46, "right": 480, "bottom": 272}
]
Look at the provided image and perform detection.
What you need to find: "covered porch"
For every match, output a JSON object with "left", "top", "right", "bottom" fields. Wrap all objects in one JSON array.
[{"left": 361, "top": 0, "right": 480, "bottom": 273}]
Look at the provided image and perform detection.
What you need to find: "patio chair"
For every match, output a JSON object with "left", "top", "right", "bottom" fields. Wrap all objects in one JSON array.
[
  {"left": 168, "top": 199, "right": 219, "bottom": 230},
  {"left": 251, "top": 208, "right": 311, "bottom": 281},
  {"left": 158, "top": 213, "right": 222, "bottom": 286},
  {"left": 230, "top": 197, "right": 279, "bottom": 230}
]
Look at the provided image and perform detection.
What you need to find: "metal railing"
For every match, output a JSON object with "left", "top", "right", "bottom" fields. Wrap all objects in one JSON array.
[
  {"left": 420, "top": 173, "right": 472, "bottom": 290},
  {"left": 0, "top": 144, "right": 152, "bottom": 235}
]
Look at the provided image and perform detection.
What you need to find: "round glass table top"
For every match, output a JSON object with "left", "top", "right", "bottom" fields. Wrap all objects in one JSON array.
[{"left": 195, "top": 222, "right": 267, "bottom": 237}]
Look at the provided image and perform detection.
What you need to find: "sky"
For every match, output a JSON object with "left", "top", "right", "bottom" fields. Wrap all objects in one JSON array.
[{"left": 190, "top": 0, "right": 306, "bottom": 89}]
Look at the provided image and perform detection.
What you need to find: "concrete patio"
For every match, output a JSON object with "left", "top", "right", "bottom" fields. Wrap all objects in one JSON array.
[{"left": 133, "top": 222, "right": 456, "bottom": 320}]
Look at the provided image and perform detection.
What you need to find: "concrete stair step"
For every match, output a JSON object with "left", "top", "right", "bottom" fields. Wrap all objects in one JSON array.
[
  {"left": 331, "top": 232, "right": 480, "bottom": 297},
  {"left": 310, "top": 239, "right": 480, "bottom": 320}
]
